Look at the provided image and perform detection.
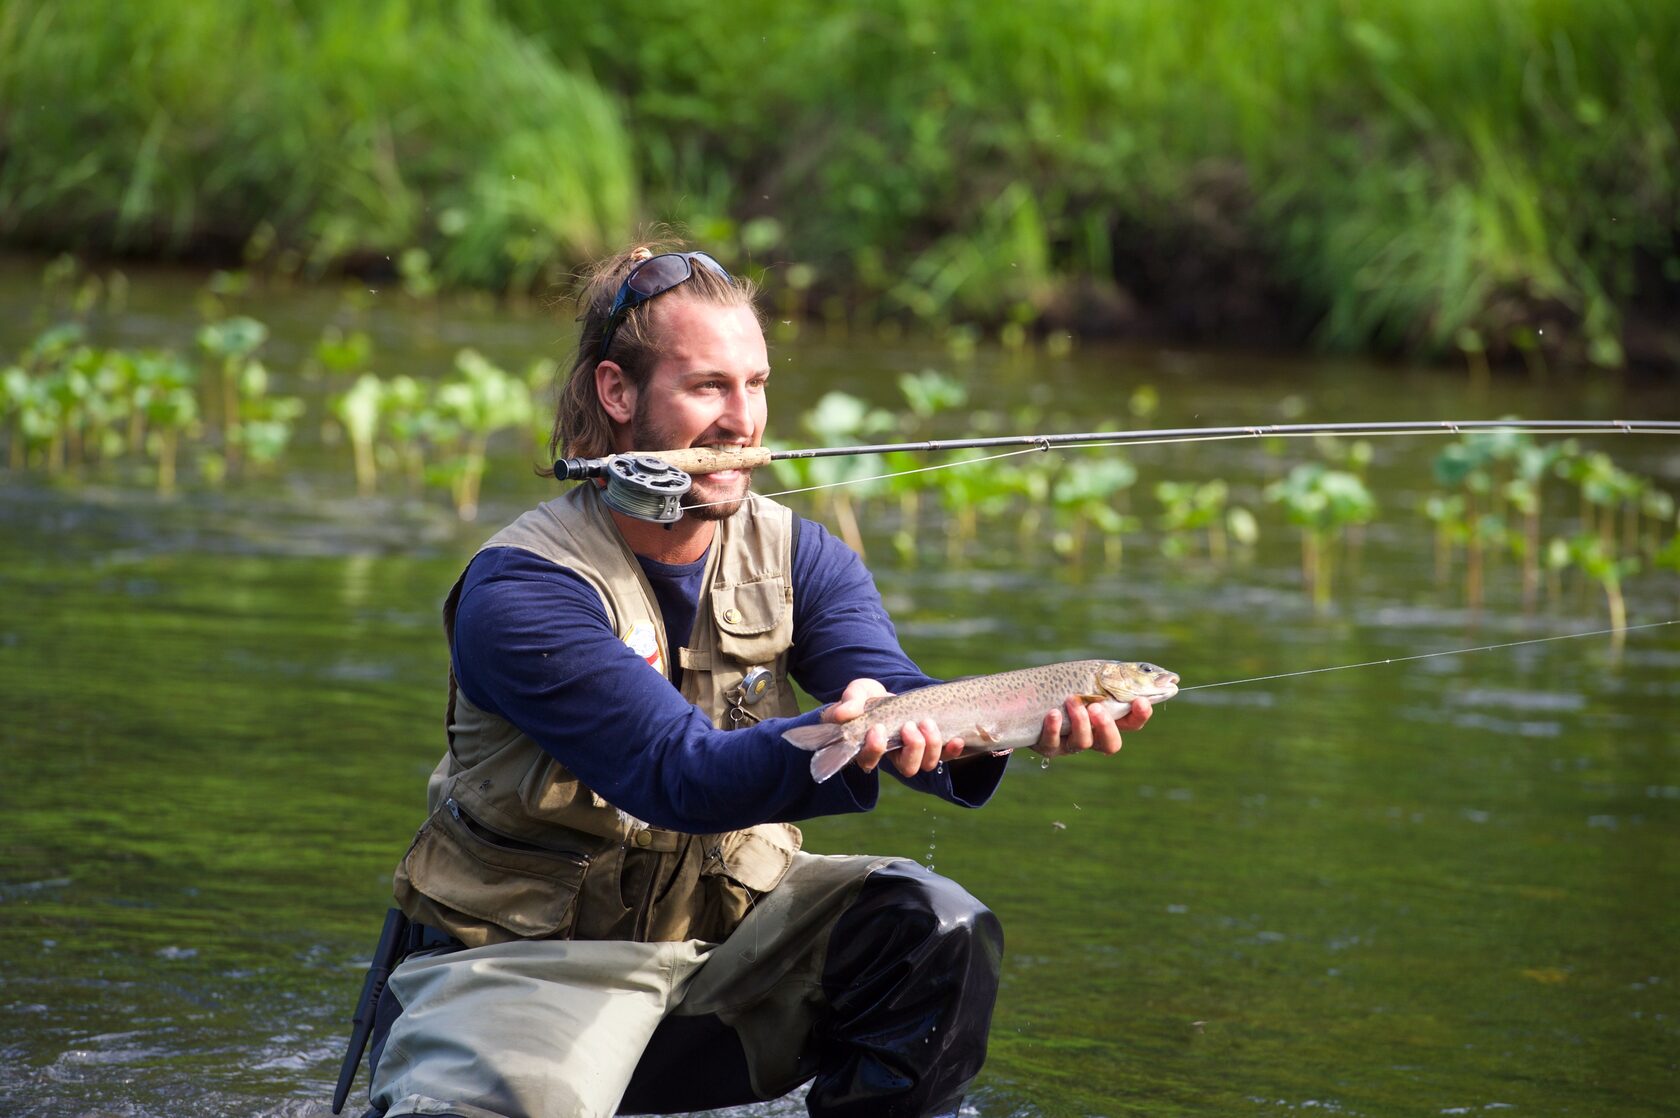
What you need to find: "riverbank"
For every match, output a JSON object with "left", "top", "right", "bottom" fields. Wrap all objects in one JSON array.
[{"left": 2, "top": 0, "right": 1676, "bottom": 369}]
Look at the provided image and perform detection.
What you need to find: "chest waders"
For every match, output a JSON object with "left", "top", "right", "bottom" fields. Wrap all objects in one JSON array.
[{"left": 336, "top": 488, "right": 1005, "bottom": 1118}]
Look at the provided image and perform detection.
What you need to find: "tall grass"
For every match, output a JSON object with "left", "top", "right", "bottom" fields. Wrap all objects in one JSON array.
[
  {"left": 0, "top": 0, "right": 636, "bottom": 288},
  {"left": 2, "top": 0, "right": 1675, "bottom": 365}
]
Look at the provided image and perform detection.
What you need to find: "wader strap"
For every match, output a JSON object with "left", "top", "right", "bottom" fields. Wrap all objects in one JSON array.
[
  {"left": 333, "top": 909, "right": 411, "bottom": 1114},
  {"left": 335, "top": 911, "right": 464, "bottom": 1115}
]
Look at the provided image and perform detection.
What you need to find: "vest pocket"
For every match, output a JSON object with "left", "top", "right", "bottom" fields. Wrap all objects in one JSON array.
[
  {"left": 393, "top": 798, "right": 589, "bottom": 944},
  {"left": 692, "top": 823, "right": 802, "bottom": 942},
  {"left": 711, "top": 578, "right": 793, "bottom": 663},
  {"left": 701, "top": 824, "right": 802, "bottom": 893}
]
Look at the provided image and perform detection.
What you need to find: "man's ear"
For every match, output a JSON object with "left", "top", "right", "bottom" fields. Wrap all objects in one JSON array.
[{"left": 595, "top": 361, "right": 636, "bottom": 425}]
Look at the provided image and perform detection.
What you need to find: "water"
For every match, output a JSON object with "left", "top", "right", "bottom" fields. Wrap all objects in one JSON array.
[{"left": 2, "top": 257, "right": 1677, "bottom": 1116}]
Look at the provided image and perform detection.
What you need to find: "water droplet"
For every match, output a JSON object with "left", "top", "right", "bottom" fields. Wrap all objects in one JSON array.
[{"left": 1040, "top": 756, "right": 1051, "bottom": 771}]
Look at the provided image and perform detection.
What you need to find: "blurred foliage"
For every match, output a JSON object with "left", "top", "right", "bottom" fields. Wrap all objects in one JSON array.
[
  {"left": 0, "top": 1, "right": 1675, "bottom": 365},
  {"left": 0, "top": 0, "right": 634, "bottom": 288},
  {"left": 1424, "top": 428, "right": 1674, "bottom": 626}
]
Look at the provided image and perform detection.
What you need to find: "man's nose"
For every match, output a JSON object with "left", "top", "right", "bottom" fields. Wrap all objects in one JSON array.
[{"left": 718, "top": 383, "right": 756, "bottom": 436}]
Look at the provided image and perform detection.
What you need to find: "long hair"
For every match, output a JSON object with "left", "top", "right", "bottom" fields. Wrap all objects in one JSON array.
[{"left": 542, "top": 243, "right": 761, "bottom": 471}]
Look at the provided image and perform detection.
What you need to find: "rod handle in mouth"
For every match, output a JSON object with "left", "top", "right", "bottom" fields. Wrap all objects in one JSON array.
[{"left": 632, "top": 446, "right": 772, "bottom": 474}]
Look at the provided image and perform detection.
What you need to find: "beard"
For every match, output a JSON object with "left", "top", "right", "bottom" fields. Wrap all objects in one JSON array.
[{"left": 630, "top": 400, "right": 753, "bottom": 521}]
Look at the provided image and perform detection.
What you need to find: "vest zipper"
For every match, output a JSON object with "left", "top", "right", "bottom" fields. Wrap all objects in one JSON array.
[
  {"left": 446, "top": 797, "right": 592, "bottom": 866},
  {"left": 629, "top": 840, "right": 668, "bottom": 941}
]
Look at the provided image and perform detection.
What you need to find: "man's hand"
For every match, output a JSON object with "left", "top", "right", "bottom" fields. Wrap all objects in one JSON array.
[
  {"left": 1031, "top": 696, "right": 1153, "bottom": 759},
  {"left": 824, "top": 678, "right": 966, "bottom": 778}
]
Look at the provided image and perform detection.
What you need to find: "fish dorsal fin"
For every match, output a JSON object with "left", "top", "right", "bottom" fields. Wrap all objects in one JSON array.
[{"left": 862, "top": 694, "right": 893, "bottom": 712}]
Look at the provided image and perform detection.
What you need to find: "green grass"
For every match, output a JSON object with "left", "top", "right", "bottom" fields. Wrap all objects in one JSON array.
[
  {"left": 0, "top": 0, "right": 636, "bottom": 287},
  {"left": 2, "top": 0, "right": 1676, "bottom": 365}
]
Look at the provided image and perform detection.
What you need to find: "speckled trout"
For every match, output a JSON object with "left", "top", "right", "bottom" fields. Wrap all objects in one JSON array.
[{"left": 782, "top": 659, "right": 1180, "bottom": 782}]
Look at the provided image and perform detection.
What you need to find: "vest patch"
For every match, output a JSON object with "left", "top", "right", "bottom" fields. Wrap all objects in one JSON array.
[{"left": 622, "top": 620, "right": 664, "bottom": 675}]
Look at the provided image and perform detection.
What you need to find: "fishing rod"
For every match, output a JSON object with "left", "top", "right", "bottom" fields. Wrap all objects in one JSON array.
[{"left": 554, "top": 419, "right": 1680, "bottom": 523}]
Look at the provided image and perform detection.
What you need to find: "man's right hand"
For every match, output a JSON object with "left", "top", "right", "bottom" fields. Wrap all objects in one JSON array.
[{"left": 825, "top": 678, "right": 966, "bottom": 778}]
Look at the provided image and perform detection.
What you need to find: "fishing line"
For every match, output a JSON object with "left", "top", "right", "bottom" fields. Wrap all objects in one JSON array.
[{"left": 1178, "top": 618, "right": 1680, "bottom": 693}]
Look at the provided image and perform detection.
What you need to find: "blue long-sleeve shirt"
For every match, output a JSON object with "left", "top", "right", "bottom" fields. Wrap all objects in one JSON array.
[{"left": 450, "top": 517, "right": 1008, "bottom": 833}]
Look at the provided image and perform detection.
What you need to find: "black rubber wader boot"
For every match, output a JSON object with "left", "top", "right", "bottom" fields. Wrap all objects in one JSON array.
[
  {"left": 801, "top": 862, "right": 1003, "bottom": 1118},
  {"left": 365, "top": 865, "right": 1003, "bottom": 1118}
]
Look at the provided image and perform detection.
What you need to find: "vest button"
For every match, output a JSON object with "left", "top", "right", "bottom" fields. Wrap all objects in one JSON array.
[
  {"left": 722, "top": 607, "right": 742, "bottom": 624},
  {"left": 633, "top": 830, "right": 654, "bottom": 848}
]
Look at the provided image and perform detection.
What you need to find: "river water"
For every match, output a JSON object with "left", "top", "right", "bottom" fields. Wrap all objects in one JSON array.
[{"left": 1, "top": 258, "right": 1676, "bottom": 1117}]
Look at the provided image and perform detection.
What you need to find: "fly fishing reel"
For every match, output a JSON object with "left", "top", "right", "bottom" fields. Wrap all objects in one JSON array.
[{"left": 557, "top": 454, "right": 692, "bottom": 523}]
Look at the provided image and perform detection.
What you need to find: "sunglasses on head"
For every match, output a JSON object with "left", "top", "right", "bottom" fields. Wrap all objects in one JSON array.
[{"left": 597, "top": 251, "right": 735, "bottom": 361}]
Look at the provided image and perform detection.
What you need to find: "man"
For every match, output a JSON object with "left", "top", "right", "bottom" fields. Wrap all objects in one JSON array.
[{"left": 353, "top": 245, "right": 1152, "bottom": 1118}]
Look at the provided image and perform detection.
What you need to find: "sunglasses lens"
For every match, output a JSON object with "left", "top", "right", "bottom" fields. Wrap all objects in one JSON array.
[
  {"left": 689, "top": 252, "right": 731, "bottom": 281},
  {"left": 600, "top": 251, "right": 735, "bottom": 360},
  {"left": 626, "top": 254, "right": 694, "bottom": 297}
]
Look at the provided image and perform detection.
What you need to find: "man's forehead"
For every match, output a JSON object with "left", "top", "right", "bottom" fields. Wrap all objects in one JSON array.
[{"left": 646, "top": 298, "right": 767, "bottom": 370}]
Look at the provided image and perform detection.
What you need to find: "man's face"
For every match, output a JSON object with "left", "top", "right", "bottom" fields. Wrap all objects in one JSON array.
[{"left": 625, "top": 298, "right": 769, "bottom": 521}]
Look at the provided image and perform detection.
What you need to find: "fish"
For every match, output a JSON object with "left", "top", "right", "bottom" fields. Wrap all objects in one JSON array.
[{"left": 782, "top": 659, "right": 1180, "bottom": 782}]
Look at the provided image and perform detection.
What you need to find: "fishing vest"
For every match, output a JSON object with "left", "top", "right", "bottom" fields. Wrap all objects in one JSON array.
[{"left": 391, "top": 484, "right": 804, "bottom": 947}]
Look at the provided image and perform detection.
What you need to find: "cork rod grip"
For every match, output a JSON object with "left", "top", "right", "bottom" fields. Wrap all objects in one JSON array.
[{"left": 635, "top": 446, "right": 773, "bottom": 474}]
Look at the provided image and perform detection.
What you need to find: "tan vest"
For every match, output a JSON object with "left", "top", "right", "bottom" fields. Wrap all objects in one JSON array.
[{"left": 392, "top": 485, "right": 805, "bottom": 947}]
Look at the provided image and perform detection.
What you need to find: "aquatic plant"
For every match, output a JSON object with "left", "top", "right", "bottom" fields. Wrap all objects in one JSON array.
[
  {"left": 195, "top": 315, "right": 268, "bottom": 465},
  {"left": 897, "top": 369, "right": 969, "bottom": 424},
  {"left": 312, "top": 327, "right": 374, "bottom": 379},
  {"left": 767, "top": 391, "right": 898, "bottom": 555},
  {"left": 1265, "top": 464, "right": 1377, "bottom": 608},
  {"left": 132, "top": 352, "right": 199, "bottom": 495},
  {"left": 331, "top": 374, "right": 385, "bottom": 496},
  {"left": 1154, "top": 479, "right": 1241, "bottom": 561},
  {"left": 429, "top": 349, "right": 535, "bottom": 520},
  {"left": 1428, "top": 429, "right": 1570, "bottom": 609},
  {"left": 1048, "top": 455, "right": 1140, "bottom": 566},
  {"left": 1564, "top": 534, "right": 1638, "bottom": 635},
  {"left": 226, "top": 359, "right": 304, "bottom": 474}
]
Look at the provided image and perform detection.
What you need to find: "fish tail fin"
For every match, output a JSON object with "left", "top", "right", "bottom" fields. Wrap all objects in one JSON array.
[
  {"left": 783, "top": 723, "right": 865, "bottom": 783},
  {"left": 810, "top": 741, "right": 863, "bottom": 783}
]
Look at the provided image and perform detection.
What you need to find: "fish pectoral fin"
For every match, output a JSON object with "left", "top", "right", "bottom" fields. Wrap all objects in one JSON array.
[
  {"left": 1076, "top": 693, "right": 1108, "bottom": 706},
  {"left": 976, "top": 722, "right": 1003, "bottom": 745}
]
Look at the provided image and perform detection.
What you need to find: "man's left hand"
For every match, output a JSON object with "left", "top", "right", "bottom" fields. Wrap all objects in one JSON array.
[{"left": 826, "top": 678, "right": 966, "bottom": 778}]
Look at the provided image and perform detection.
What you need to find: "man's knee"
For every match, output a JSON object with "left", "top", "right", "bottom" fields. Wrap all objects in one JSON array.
[
  {"left": 822, "top": 861, "right": 1004, "bottom": 1023},
  {"left": 835, "top": 861, "right": 1003, "bottom": 961}
]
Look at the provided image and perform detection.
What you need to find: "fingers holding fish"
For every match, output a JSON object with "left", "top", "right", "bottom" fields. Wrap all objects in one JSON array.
[
  {"left": 1057, "top": 697, "right": 1103, "bottom": 756},
  {"left": 1087, "top": 700, "right": 1124, "bottom": 754},
  {"left": 1116, "top": 695, "right": 1153, "bottom": 733},
  {"left": 866, "top": 716, "right": 960, "bottom": 776},
  {"left": 823, "top": 677, "right": 891, "bottom": 725},
  {"left": 1034, "top": 696, "right": 1127, "bottom": 757}
]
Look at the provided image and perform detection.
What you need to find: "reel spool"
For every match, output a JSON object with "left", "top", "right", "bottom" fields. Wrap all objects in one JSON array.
[{"left": 600, "top": 455, "right": 692, "bottom": 523}]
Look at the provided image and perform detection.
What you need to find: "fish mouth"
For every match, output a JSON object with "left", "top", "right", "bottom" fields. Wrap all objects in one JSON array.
[{"left": 1141, "top": 672, "right": 1180, "bottom": 701}]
